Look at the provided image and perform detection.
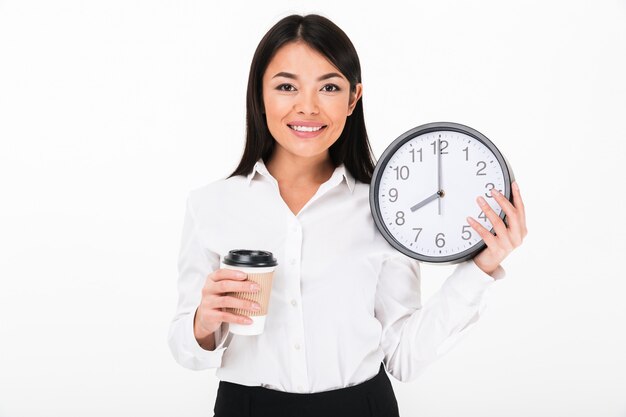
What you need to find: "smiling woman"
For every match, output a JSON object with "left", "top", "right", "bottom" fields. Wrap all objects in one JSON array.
[{"left": 168, "top": 12, "right": 517, "bottom": 417}]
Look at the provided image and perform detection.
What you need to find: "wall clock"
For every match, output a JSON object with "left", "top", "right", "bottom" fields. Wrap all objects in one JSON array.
[{"left": 369, "top": 122, "right": 515, "bottom": 264}]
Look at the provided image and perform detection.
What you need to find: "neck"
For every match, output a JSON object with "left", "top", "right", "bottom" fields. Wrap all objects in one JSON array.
[{"left": 265, "top": 150, "right": 335, "bottom": 187}]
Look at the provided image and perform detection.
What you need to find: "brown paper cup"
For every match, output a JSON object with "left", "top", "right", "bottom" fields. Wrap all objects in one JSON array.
[
  {"left": 223, "top": 270, "right": 275, "bottom": 317},
  {"left": 219, "top": 251, "right": 277, "bottom": 336}
]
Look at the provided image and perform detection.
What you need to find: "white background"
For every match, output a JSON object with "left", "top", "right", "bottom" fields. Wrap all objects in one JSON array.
[{"left": 1, "top": 1, "right": 625, "bottom": 416}]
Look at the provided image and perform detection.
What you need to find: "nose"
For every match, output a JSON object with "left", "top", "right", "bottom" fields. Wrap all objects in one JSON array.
[{"left": 294, "top": 89, "right": 319, "bottom": 115}]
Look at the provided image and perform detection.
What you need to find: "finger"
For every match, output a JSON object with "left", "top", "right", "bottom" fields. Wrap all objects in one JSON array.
[
  {"left": 196, "top": 306, "right": 252, "bottom": 329},
  {"left": 205, "top": 268, "right": 248, "bottom": 291},
  {"left": 490, "top": 188, "right": 517, "bottom": 225},
  {"left": 477, "top": 196, "right": 510, "bottom": 245},
  {"left": 210, "top": 309, "right": 253, "bottom": 325},
  {"left": 213, "top": 268, "right": 248, "bottom": 281},
  {"left": 490, "top": 188, "right": 523, "bottom": 243},
  {"left": 511, "top": 181, "right": 527, "bottom": 235},
  {"left": 467, "top": 216, "right": 497, "bottom": 248},
  {"left": 206, "top": 278, "right": 260, "bottom": 296},
  {"left": 212, "top": 295, "right": 261, "bottom": 313}
]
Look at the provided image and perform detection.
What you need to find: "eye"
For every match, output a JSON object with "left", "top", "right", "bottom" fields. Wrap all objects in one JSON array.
[
  {"left": 276, "top": 84, "right": 296, "bottom": 92},
  {"left": 321, "top": 84, "right": 340, "bottom": 92}
]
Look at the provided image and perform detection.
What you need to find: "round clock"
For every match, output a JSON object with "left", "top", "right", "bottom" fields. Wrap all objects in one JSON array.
[{"left": 369, "top": 122, "right": 515, "bottom": 264}]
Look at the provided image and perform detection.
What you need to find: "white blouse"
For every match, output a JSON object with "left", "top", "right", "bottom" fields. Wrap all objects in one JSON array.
[{"left": 167, "top": 157, "right": 505, "bottom": 394}]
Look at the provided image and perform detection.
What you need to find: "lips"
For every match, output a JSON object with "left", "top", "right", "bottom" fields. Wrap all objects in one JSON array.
[
  {"left": 289, "top": 125, "right": 325, "bottom": 132},
  {"left": 287, "top": 121, "right": 328, "bottom": 137}
]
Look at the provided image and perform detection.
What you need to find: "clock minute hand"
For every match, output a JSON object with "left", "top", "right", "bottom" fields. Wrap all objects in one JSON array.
[
  {"left": 410, "top": 191, "right": 441, "bottom": 212},
  {"left": 437, "top": 137, "right": 442, "bottom": 215}
]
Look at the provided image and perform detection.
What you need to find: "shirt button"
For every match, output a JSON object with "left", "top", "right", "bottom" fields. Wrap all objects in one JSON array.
[
  {"left": 294, "top": 343, "right": 300, "bottom": 350},
  {"left": 291, "top": 299, "right": 297, "bottom": 307}
]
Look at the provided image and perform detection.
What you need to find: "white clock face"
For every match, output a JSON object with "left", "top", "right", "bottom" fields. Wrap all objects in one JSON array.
[{"left": 377, "top": 130, "right": 506, "bottom": 260}]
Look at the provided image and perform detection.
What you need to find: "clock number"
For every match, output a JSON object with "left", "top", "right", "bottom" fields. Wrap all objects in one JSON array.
[
  {"left": 409, "top": 148, "right": 423, "bottom": 163},
  {"left": 485, "top": 183, "right": 495, "bottom": 197},
  {"left": 476, "top": 161, "right": 487, "bottom": 176},
  {"left": 435, "top": 233, "right": 446, "bottom": 248},
  {"left": 461, "top": 225, "right": 472, "bottom": 240},
  {"left": 430, "top": 140, "right": 448, "bottom": 154},
  {"left": 463, "top": 146, "right": 469, "bottom": 161},
  {"left": 395, "top": 211, "right": 405, "bottom": 225},
  {"left": 484, "top": 183, "right": 502, "bottom": 198},
  {"left": 412, "top": 227, "right": 422, "bottom": 242},
  {"left": 389, "top": 188, "right": 398, "bottom": 202},
  {"left": 478, "top": 210, "right": 488, "bottom": 222},
  {"left": 394, "top": 166, "right": 409, "bottom": 180}
]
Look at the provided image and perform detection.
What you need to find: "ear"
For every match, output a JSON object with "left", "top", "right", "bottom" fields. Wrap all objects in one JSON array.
[{"left": 347, "top": 83, "right": 363, "bottom": 116}]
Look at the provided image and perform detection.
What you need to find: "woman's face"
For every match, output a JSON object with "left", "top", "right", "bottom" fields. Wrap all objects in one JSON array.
[{"left": 262, "top": 41, "right": 362, "bottom": 162}]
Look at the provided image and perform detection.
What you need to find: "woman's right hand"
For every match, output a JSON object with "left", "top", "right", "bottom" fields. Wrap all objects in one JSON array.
[{"left": 193, "top": 268, "right": 262, "bottom": 340}]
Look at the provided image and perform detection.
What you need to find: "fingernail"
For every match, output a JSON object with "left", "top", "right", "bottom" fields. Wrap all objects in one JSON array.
[
  {"left": 477, "top": 196, "right": 487, "bottom": 205},
  {"left": 252, "top": 303, "right": 261, "bottom": 311},
  {"left": 251, "top": 284, "right": 261, "bottom": 291},
  {"left": 492, "top": 188, "right": 500, "bottom": 196},
  {"left": 513, "top": 182, "right": 519, "bottom": 191},
  {"left": 236, "top": 272, "right": 247, "bottom": 278}
]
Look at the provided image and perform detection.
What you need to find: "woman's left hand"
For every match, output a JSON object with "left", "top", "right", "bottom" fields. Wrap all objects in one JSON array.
[{"left": 467, "top": 180, "right": 527, "bottom": 276}]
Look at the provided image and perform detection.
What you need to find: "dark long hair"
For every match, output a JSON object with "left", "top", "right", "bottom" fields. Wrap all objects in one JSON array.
[{"left": 227, "top": 13, "right": 376, "bottom": 185}]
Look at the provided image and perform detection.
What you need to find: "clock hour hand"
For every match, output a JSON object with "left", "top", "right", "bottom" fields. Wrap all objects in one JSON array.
[{"left": 410, "top": 191, "right": 442, "bottom": 212}]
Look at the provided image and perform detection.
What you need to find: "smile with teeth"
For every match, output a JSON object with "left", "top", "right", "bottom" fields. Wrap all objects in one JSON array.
[{"left": 288, "top": 125, "right": 326, "bottom": 132}]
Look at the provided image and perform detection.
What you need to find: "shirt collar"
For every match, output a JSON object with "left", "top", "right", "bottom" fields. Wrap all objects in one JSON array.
[{"left": 246, "top": 158, "right": 355, "bottom": 194}]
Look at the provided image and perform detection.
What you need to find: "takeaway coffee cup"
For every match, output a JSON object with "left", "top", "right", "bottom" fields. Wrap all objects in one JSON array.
[{"left": 220, "top": 249, "right": 278, "bottom": 335}]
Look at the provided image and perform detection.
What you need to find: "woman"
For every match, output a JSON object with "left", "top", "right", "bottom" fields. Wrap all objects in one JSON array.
[{"left": 168, "top": 13, "right": 527, "bottom": 417}]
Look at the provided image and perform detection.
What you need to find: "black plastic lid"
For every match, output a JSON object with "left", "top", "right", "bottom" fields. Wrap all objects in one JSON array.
[{"left": 223, "top": 249, "right": 278, "bottom": 267}]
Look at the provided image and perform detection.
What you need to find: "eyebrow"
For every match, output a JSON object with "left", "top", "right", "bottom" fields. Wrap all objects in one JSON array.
[{"left": 271, "top": 72, "right": 345, "bottom": 81}]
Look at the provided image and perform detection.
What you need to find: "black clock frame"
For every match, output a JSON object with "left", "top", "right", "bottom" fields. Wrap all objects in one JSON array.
[{"left": 369, "top": 121, "right": 515, "bottom": 264}]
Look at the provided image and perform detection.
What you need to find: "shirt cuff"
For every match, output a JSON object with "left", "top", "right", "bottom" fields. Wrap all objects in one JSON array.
[
  {"left": 183, "top": 309, "right": 229, "bottom": 369},
  {"left": 214, "top": 321, "right": 231, "bottom": 350},
  {"left": 442, "top": 259, "right": 506, "bottom": 305}
]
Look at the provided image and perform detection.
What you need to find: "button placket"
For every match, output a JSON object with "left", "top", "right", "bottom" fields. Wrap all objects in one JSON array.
[
  {"left": 286, "top": 219, "right": 307, "bottom": 392},
  {"left": 291, "top": 338, "right": 307, "bottom": 392}
]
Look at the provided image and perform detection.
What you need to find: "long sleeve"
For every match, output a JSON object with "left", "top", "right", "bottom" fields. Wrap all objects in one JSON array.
[
  {"left": 375, "top": 254, "right": 505, "bottom": 382},
  {"left": 167, "top": 193, "right": 230, "bottom": 370}
]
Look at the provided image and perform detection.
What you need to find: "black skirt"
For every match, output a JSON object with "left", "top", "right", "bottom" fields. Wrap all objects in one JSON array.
[{"left": 213, "top": 362, "right": 400, "bottom": 417}]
